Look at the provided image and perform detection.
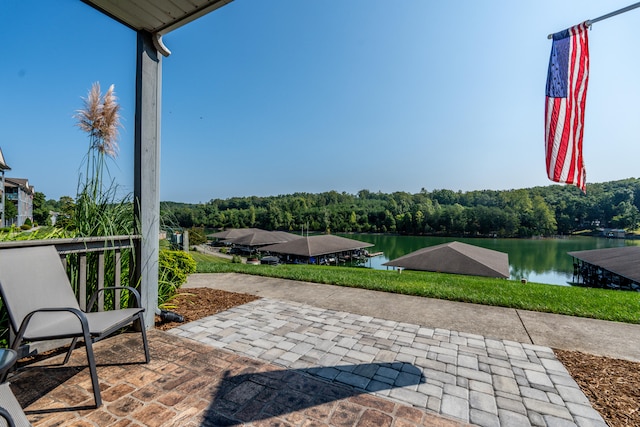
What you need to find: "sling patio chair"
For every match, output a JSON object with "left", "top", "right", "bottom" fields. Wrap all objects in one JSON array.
[
  {"left": 0, "top": 383, "right": 31, "bottom": 427},
  {"left": 0, "top": 349, "right": 30, "bottom": 427},
  {"left": 0, "top": 245, "right": 150, "bottom": 408}
]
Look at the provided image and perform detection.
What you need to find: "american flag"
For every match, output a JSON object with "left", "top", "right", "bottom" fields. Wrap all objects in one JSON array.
[{"left": 545, "top": 22, "right": 589, "bottom": 192}]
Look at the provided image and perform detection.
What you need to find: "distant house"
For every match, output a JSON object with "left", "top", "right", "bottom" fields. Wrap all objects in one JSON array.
[
  {"left": 602, "top": 228, "right": 626, "bottom": 239},
  {"left": 4, "top": 177, "right": 34, "bottom": 226}
]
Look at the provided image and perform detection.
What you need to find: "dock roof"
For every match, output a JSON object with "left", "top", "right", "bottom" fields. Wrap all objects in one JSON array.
[
  {"left": 383, "top": 241, "right": 510, "bottom": 278},
  {"left": 568, "top": 246, "right": 640, "bottom": 283},
  {"left": 224, "top": 230, "right": 302, "bottom": 247},
  {"left": 260, "top": 235, "right": 373, "bottom": 257}
]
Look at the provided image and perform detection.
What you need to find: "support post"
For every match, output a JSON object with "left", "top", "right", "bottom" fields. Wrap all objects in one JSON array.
[
  {"left": 1, "top": 171, "right": 4, "bottom": 228},
  {"left": 134, "top": 31, "right": 162, "bottom": 329},
  {"left": 183, "top": 229, "right": 189, "bottom": 252}
]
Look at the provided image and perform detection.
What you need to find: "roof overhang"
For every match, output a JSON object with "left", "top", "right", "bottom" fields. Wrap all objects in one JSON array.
[
  {"left": 0, "top": 147, "right": 10, "bottom": 171},
  {"left": 81, "top": 0, "right": 234, "bottom": 56}
]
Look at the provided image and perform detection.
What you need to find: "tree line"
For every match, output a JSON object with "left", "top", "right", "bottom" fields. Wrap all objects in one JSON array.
[
  {"left": 154, "top": 178, "right": 640, "bottom": 238},
  {"left": 33, "top": 178, "right": 640, "bottom": 238}
]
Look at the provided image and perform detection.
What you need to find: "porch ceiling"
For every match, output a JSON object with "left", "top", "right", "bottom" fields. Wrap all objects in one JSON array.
[{"left": 81, "top": 0, "right": 233, "bottom": 34}]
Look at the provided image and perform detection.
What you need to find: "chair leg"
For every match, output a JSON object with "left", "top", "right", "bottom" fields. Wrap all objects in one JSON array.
[
  {"left": 137, "top": 314, "right": 150, "bottom": 363},
  {"left": 2, "top": 337, "right": 25, "bottom": 384},
  {"left": 62, "top": 337, "right": 79, "bottom": 365},
  {"left": 83, "top": 331, "right": 102, "bottom": 408}
]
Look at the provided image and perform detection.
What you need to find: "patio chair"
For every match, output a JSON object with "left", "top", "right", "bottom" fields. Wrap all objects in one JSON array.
[
  {"left": 0, "top": 245, "right": 150, "bottom": 408},
  {"left": 0, "top": 383, "right": 31, "bottom": 427}
]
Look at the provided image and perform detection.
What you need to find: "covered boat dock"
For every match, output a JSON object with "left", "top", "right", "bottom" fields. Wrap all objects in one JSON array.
[
  {"left": 208, "top": 228, "right": 302, "bottom": 254},
  {"left": 259, "top": 234, "right": 374, "bottom": 265},
  {"left": 383, "top": 241, "right": 510, "bottom": 279},
  {"left": 568, "top": 246, "right": 640, "bottom": 291}
]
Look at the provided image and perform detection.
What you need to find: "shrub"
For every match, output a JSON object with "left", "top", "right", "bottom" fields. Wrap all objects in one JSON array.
[
  {"left": 24, "top": 218, "right": 32, "bottom": 226},
  {"left": 158, "top": 249, "right": 197, "bottom": 307},
  {"left": 231, "top": 255, "right": 242, "bottom": 264}
]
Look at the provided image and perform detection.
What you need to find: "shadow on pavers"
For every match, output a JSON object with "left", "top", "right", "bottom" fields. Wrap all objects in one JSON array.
[{"left": 205, "top": 362, "right": 424, "bottom": 425}]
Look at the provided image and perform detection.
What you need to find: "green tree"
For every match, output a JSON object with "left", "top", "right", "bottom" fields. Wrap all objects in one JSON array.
[
  {"left": 266, "top": 203, "right": 282, "bottom": 230},
  {"left": 323, "top": 209, "right": 331, "bottom": 233},
  {"left": 612, "top": 201, "right": 639, "bottom": 230},
  {"left": 32, "top": 191, "right": 50, "bottom": 225},
  {"left": 531, "top": 195, "right": 557, "bottom": 235},
  {"left": 3, "top": 196, "right": 17, "bottom": 224}
]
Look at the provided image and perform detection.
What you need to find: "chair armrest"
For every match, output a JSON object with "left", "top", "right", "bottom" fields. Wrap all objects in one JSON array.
[
  {"left": 87, "top": 286, "right": 143, "bottom": 312},
  {"left": 0, "top": 406, "right": 16, "bottom": 427}
]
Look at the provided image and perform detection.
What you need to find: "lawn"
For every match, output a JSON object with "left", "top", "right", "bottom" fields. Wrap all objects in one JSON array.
[{"left": 192, "top": 251, "right": 640, "bottom": 324}]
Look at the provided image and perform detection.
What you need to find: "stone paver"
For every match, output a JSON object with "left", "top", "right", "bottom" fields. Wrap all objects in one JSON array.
[{"left": 170, "top": 297, "right": 607, "bottom": 427}]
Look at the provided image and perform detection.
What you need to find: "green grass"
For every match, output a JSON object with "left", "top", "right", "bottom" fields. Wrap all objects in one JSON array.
[
  {"left": 193, "top": 252, "right": 640, "bottom": 324},
  {"left": 190, "top": 251, "right": 231, "bottom": 264}
]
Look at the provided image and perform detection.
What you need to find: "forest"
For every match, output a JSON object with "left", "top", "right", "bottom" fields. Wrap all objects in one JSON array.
[
  {"left": 34, "top": 178, "right": 640, "bottom": 238},
  {"left": 157, "top": 178, "right": 640, "bottom": 238}
]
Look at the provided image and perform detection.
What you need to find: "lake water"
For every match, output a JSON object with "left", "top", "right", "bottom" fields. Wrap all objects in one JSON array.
[{"left": 336, "top": 234, "right": 640, "bottom": 286}]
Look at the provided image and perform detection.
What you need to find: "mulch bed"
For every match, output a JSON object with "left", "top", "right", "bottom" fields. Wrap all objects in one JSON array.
[
  {"left": 156, "top": 287, "right": 639, "bottom": 427},
  {"left": 555, "top": 349, "right": 640, "bottom": 427},
  {"left": 155, "top": 287, "right": 260, "bottom": 330}
]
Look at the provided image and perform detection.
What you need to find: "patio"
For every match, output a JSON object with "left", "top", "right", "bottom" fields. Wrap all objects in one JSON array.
[{"left": 10, "top": 330, "right": 465, "bottom": 427}]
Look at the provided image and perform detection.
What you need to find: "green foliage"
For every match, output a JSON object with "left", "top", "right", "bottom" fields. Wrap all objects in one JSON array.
[
  {"left": 157, "top": 249, "right": 197, "bottom": 307},
  {"left": 0, "top": 226, "right": 67, "bottom": 241},
  {"left": 187, "top": 227, "right": 207, "bottom": 246},
  {"left": 159, "top": 249, "right": 196, "bottom": 285},
  {"left": 32, "top": 191, "right": 51, "bottom": 225},
  {"left": 231, "top": 255, "right": 242, "bottom": 264},
  {"left": 3, "top": 196, "right": 17, "bottom": 223},
  {"left": 19, "top": 224, "right": 31, "bottom": 230},
  {"left": 71, "top": 185, "right": 133, "bottom": 237},
  {"left": 58, "top": 83, "right": 136, "bottom": 309},
  {"left": 161, "top": 178, "right": 640, "bottom": 237}
]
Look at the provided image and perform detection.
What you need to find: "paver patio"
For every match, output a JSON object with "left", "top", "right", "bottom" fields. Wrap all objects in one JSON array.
[
  {"left": 10, "top": 330, "right": 467, "bottom": 426},
  {"left": 5, "top": 277, "right": 610, "bottom": 427}
]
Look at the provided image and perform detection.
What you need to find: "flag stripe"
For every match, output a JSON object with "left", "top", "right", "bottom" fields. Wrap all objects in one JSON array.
[{"left": 544, "top": 22, "right": 589, "bottom": 192}]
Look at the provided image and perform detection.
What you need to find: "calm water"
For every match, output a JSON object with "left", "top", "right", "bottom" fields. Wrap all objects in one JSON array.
[{"left": 337, "top": 234, "right": 640, "bottom": 286}]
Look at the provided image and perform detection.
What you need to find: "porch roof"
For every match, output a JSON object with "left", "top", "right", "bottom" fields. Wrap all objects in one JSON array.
[
  {"left": 0, "top": 147, "right": 10, "bottom": 171},
  {"left": 81, "top": 0, "right": 233, "bottom": 35}
]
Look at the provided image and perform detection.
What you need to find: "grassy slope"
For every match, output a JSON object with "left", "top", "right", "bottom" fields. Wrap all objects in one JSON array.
[{"left": 192, "top": 251, "right": 640, "bottom": 324}]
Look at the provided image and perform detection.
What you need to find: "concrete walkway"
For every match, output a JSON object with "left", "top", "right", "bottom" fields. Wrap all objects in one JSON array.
[{"left": 171, "top": 272, "right": 640, "bottom": 426}]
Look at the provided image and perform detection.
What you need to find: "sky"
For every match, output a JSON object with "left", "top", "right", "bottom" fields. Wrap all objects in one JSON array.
[{"left": 2, "top": 0, "right": 640, "bottom": 203}]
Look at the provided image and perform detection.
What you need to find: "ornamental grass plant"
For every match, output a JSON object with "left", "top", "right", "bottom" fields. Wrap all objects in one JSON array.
[{"left": 67, "top": 83, "right": 136, "bottom": 308}]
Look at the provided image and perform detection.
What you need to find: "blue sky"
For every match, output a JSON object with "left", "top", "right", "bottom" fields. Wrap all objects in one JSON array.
[{"left": 2, "top": 1, "right": 640, "bottom": 203}]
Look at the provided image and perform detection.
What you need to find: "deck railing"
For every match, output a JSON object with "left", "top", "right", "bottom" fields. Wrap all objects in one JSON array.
[
  {"left": 0, "top": 235, "right": 141, "bottom": 311},
  {"left": 0, "top": 235, "right": 142, "bottom": 355}
]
